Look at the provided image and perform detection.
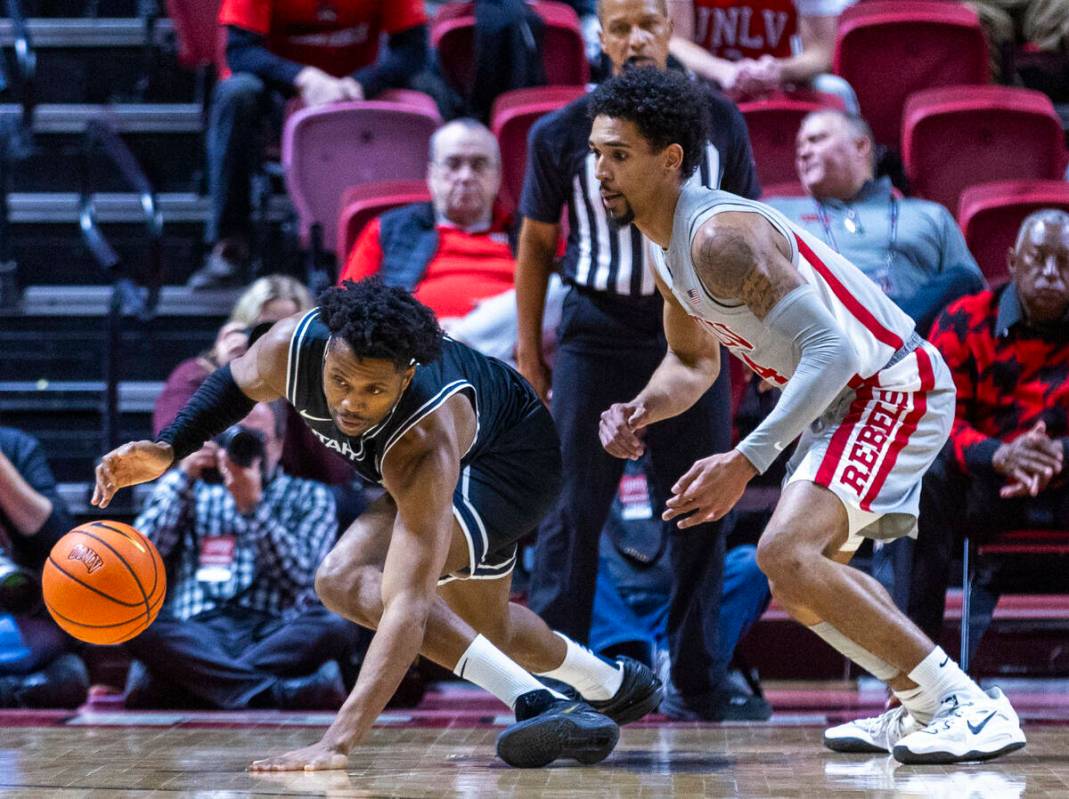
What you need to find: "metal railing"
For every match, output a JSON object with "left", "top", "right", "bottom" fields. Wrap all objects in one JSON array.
[
  {"left": 1, "top": 0, "right": 34, "bottom": 298},
  {"left": 79, "top": 117, "right": 162, "bottom": 452}
]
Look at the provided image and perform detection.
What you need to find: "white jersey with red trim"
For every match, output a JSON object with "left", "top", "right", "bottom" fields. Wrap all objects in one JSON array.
[{"left": 652, "top": 182, "right": 917, "bottom": 389}]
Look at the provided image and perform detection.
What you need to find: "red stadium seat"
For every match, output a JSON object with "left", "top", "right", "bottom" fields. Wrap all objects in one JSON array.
[
  {"left": 282, "top": 101, "right": 442, "bottom": 251},
  {"left": 336, "top": 180, "right": 432, "bottom": 263},
  {"left": 166, "top": 0, "right": 223, "bottom": 70},
  {"left": 738, "top": 92, "right": 844, "bottom": 193},
  {"left": 490, "top": 85, "right": 586, "bottom": 210},
  {"left": 960, "top": 529, "right": 1069, "bottom": 671},
  {"left": 903, "top": 86, "right": 1066, "bottom": 216},
  {"left": 958, "top": 180, "right": 1069, "bottom": 284},
  {"left": 833, "top": 1, "right": 988, "bottom": 148},
  {"left": 432, "top": 1, "right": 589, "bottom": 96}
]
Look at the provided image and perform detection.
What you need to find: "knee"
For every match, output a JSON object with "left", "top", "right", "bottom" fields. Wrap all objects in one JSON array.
[
  {"left": 314, "top": 555, "right": 372, "bottom": 621},
  {"left": 211, "top": 74, "right": 264, "bottom": 114},
  {"left": 755, "top": 528, "right": 809, "bottom": 589}
]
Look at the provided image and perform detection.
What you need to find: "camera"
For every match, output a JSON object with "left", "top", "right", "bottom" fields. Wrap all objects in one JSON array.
[
  {"left": 0, "top": 550, "right": 41, "bottom": 615},
  {"left": 200, "top": 425, "right": 267, "bottom": 484}
]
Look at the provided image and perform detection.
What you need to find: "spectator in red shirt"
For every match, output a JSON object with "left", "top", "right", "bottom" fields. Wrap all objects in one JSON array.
[
  {"left": 906, "top": 209, "right": 1069, "bottom": 659},
  {"left": 191, "top": 0, "right": 429, "bottom": 290},
  {"left": 666, "top": 0, "right": 858, "bottom": 110},
  {"left": 338, "top": 118, "right": 562, "bottom": 363}
]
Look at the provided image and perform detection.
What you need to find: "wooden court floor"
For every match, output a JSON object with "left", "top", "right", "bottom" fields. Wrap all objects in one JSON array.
[{"left": 3, "top": 723, "right": 1068, "bottom": 798}]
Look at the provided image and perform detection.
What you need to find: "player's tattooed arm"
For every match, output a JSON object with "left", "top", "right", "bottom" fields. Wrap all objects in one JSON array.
[{"left": 690, "top": 212, "right": 804, "bottom": 319}]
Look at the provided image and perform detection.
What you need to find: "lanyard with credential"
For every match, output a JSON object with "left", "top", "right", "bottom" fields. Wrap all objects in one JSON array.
[{"left": 815, "top": 196, "right": 899, "bottom": 268}]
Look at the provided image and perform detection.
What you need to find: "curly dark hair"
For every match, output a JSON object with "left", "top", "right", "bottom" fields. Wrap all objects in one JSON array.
[
  {"left": 588, "top": 67, "right": 711, "bottom": 179},
  {"left": 317, "top": 278, "right": 443, "bottom": 369}
]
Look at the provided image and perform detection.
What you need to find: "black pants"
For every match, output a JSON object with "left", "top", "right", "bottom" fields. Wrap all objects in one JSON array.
[
  {"left": 205, "top": 73, "right": 279, "bottom": 247},
  {"left": 906, "top": 445, "right": 1069, "bottom": 647},
  {"left": 123, "top": 602, "right": 363, "bottom": 709},
  {"left": 529, "top": 287, "right": 732, "bottom": 699}
]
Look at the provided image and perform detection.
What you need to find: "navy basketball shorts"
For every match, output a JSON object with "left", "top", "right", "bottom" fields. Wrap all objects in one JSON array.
[{"left": 440, "top": 407, "right": 562, "bottom": 585}]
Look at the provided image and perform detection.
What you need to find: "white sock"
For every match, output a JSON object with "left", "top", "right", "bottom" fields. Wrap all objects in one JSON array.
[
  {"left": 893, "top": 685, "right": 940, "bottom": 725},
  {"left": 535, "top": 633, "right": 624, "bottom": 701},
  {"left": 907, "top": 646, "right": 986, "bottom": 708},
  {"left": 453, "top": 634, "right": 565, "bottom": 709}
]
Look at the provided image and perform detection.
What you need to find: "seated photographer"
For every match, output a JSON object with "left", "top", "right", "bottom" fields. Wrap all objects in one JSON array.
[
  {"left": 0, "top": 425, "right": 89, "bottom": 709},
  {"left": 125, "top": 402, "right": 362, "bottom": 710}
]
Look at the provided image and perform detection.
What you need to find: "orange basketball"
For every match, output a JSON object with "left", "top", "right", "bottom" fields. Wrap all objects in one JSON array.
[{"left": 42, "top": 521, "right": 166, "bottom": 645}]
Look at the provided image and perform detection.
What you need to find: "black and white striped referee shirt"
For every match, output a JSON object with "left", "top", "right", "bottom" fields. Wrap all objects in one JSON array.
[{"left": 520, "top": 78, "right": 760, "bottom": 297}]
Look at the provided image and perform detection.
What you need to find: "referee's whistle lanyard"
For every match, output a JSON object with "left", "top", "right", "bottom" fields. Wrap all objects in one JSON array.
[{"left": 815, "top": 195, "right": 899, "bottom": 294}]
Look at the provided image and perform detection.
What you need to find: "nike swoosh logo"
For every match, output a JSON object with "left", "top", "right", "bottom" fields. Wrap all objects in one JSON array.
[
  {"left": 939, "top": 656, "right": 949, "bottom": 667},
  {"left": 968, "top": 710, "right": 999, "bottom": 735}
]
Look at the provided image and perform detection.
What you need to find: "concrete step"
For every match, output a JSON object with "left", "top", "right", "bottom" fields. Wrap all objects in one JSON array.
[
  {"left": 0, "top": 381, "right": 161, "bottom": 482},
  {"left": 0, "top": 300, "right": 223, "bottom": 381},
  {"left": 1, "top": 102, "right": 202, "bottom": 134},
  {"left": 20, "top": 1, "right": 141, "bottom": 18},
  {"left": 3, "top": 104, "right": 203, "bottom": 192},
  {"left": 0, "top": 17, "right": 174, "bottom": 47},
  {"left": 0, "top": 18, "right": 195, "bottom": 103},
  {"left": 7, "top": 192, "right": 298, "bottom": 285}
]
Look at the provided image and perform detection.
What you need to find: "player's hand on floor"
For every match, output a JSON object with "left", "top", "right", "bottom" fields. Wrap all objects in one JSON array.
[
  {"left": 664, "top": 450, "right": 757, "bottom": 529},
  {"left": 248, "top": 740, "right": 350, "bottom": 772},
  {"left": 91, "top": 441, "right": 175, "bottom": 508}
]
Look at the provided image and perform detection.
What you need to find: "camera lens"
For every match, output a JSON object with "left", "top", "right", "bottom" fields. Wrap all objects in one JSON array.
[{"left": 217, "top": 426, "right": 266, "bottom": 468}]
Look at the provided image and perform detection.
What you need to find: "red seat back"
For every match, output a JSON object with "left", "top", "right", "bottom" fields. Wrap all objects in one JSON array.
[
  {"left": 958, "top": 180, "right": 1069, "bottom": 283},
  {"left": 432, "top": 1, "right": 589, "bottom": 95},
  {"left": 833, "top": 1, "right": 988, "bottom": 148},
  {"left": 738, "top": 92, "right": 844, "bottom": 192},
  {"left": 282, "top": 101, "right": 442, "bottom": 250},
  {"left": 336, "top": 180, "right": 432, "bottom": 262},
  {"left": 904, "top": 85, "right": 1066, "bottom": 215},
  {"left": 490, "top": 85, "right": 586, "bottom": 210},
  {"left": 166, "top": 0, "right": 223, "bottom": 70}
]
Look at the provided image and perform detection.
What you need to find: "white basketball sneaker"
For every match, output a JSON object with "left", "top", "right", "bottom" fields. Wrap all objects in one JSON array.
[
  {"left": 824, "top": 705, "right": 920, "bottom": 753},
  {"left": 892, "top": 687, "right": 1026, "bottom": 765}
]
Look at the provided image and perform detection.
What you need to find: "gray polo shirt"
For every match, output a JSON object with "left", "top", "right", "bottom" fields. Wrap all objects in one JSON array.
[{"left": 766, "top": 177, "right": 981, "bottom": 303}]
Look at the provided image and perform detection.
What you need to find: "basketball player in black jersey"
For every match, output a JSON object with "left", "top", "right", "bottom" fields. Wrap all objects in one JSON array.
[{"left": 91, "top": 279, "right": 661, "bottom": 771}]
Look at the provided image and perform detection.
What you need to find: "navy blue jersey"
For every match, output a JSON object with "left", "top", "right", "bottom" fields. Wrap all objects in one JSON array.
[
  {"left": 284, "top": 309, "right": 547, "bottom": 486},
  {"left": 519, "top": 80, "right": 760, "bottom": 297}
]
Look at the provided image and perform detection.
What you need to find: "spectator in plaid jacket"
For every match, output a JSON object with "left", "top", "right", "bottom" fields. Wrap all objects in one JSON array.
[
  {"left": 906, "top": 209, "right": 1069, "bottom": 659},
  {"left": 123, "top": 401, "right": 363, "bottom": 710}
]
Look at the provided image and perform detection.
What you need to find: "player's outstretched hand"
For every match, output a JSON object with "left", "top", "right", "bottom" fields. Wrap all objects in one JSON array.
[
  {"left": 248, "top": 740, "right": 349, "bottom": 772},
  {"left": 92, "top": 441, "right": 175, "bottom": 508},
  {"left": 663, "top": 450, "right": 757, "bottom": 529}
]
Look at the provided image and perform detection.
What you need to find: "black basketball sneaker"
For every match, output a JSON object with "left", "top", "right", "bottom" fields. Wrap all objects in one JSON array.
[
  {"left": 540, "top": 656, "right": 664, "bottom": 725},
  {"left": 496, "top": 690, "right": 619, "bottom": 768}
]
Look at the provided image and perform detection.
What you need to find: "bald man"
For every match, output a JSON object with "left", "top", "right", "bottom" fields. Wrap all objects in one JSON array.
[{"left": 910, "top": 209, "right": 1069, "bottom": 660}]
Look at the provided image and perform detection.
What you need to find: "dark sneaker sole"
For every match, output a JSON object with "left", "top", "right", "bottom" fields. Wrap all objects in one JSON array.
[
  {"left": 595, "top": 681, "right": 664, "bottom": 725},
  {"left": 496, "top": 714, "right": 620, "bottom": 768},
  {"left": 892, "top": 739, "right": 1026, "bottom": 765},
  {"left": 823, "top": 735, "right": 889, "bottom": 754}
]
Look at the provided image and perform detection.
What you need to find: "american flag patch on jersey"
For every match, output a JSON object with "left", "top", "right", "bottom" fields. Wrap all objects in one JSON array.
[{"left": 686, "top": 288, "right": 702, "bottom": 306}]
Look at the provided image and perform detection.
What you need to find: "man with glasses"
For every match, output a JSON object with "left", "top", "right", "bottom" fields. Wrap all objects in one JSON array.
[{"left": 338, "top": 118, "right": 558, "bottom": 363}]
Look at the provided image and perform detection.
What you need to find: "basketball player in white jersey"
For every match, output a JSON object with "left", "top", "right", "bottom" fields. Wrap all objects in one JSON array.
[{"left": 589, "top": 66, "right": 1026, "bottom": 764}]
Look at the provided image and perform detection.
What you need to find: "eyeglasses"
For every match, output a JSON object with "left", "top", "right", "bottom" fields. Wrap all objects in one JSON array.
[{"left": 432, "top": 155, "right": 496, "bottom": 175}]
